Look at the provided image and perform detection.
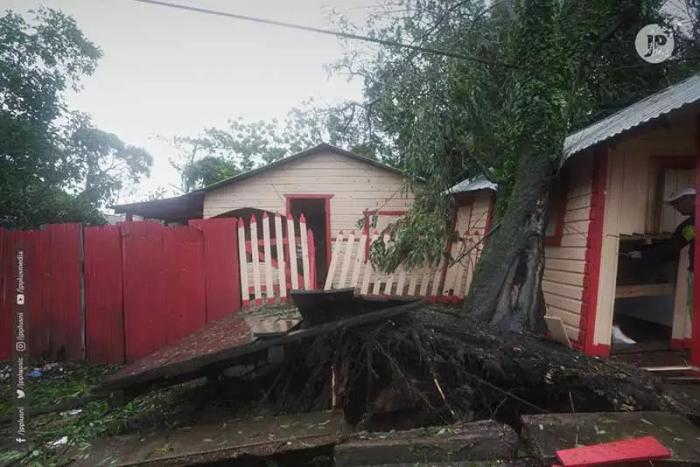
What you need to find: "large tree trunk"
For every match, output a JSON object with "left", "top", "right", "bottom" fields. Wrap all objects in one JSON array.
[
  {"left": 464, "top": 150, "right": 555, "bottom": 334},
  {"left": 463, "top": 0, "right": 566, "bottom": 334}
]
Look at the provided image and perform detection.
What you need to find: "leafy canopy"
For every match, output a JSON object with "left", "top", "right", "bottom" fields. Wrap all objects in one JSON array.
[
  {"left": 169, "top": 99, "right": 393, "bottom": 192},
  {"left": 0, "top": 8, "right": 152, "bottom": 228},
  {"left": 335, "top": 0, "right": 699, "bottom": 271}
]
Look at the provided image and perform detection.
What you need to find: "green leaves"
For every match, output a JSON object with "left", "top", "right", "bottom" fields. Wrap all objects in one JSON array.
[
  {"left": 0, "top": 8, "right": 149, "bottom": 228},
  {"left": 170, "top": 99, "right": 394, "bottom": 191}
]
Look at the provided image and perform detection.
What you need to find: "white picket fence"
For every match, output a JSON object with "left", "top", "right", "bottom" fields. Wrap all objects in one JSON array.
[
  {"left": 238, "top": 213, "right": 316, "bottom": 306},
  {"left": 324, "top": 228, "right": 485, "bottom": 301}
]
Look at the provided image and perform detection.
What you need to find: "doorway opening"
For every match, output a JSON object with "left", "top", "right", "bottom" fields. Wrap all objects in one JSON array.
[
  {"left": 610, "top": 164, "right": 694, "bottom": 363},
  {"left": 287, "top": 195, "right": 331, "bottom": 287}
]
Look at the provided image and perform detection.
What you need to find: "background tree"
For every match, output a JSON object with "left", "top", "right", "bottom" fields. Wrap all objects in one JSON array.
[
  {"left": 336, "top": 0, "right": 699, "bottom": 332},
  {"left": 169, "top": 98, "right": 395, "bottom": 191},
  {"left": 0, "top": 8, "right": 151, "bottom": 228}
]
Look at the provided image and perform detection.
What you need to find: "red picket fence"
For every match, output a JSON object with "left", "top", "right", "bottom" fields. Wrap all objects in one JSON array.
[{"left": 0, "top": 219, "right": 241, "bottom": 363}]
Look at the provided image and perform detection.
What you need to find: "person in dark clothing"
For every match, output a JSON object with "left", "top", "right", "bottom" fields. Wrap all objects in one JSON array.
[{"left": 633, "top": 188, "right": 695, "bottom": 271}]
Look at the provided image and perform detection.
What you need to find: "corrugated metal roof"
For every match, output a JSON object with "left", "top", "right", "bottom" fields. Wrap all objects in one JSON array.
[
  {"left": 447, "top": 175, "right": 497, "bottom": 194},
  {"left": 564, "top": 73, "right": 700, "bottom": 159}
]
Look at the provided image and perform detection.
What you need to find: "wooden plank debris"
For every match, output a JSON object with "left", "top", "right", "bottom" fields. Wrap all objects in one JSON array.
[
  {"left": 76, "top": 410, "right": 350, "bottom": 466},
  {"left": 555, "top": 436, "right": 670, "bottom": 466},
  {"left": 521, "top": 411, "right": 700, "bottom": 465},
  {"left": 334, "top": 420, "right": 518, "bottom": 466},
  {"left": 545, "top": 315, "right": 572, "bottom": 348},
  {"left": 641, "top": 365, "right": 699, "bottom": 372}
]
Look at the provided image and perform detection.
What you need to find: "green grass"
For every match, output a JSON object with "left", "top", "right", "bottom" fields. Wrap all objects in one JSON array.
[{"left": 0, "top": 361, "right": 206, "bottom": 466}]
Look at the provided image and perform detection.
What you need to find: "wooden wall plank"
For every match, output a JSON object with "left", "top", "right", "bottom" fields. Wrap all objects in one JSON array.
[
  {"left": 46, "top": 224, "right": 83, "bottom": 360},
  {"left": 121, "top": 221, "right": 166, "bottom": 361},
  {"left": 274, "top": 215, "right": 287, "bottom": 298},
  {"left": 299, "top": 215, "right": 311, "bottom": 289},
  {"left": 163, "top": 226, "right": 206, "bottom": 344},
  {"left": 84, "top": 226, "right": 124, "bottom": 364},
  {"left": 191, "top": 218, "right": 241, "bottom": 322},
  {"left": 237, "top": 220, "right": 250, "bottom": 305},
  {"left": 339, "top": 231, "right": 355, "bottom": 288},
  {"left": 287, "top": 214, "right": 299, "bottom": 290},
  {"left": 250, "top": 216, "right": 262, "bottom": 302},
  {"left": 262, "top": 214, "right": 274, "bottom": 300}
]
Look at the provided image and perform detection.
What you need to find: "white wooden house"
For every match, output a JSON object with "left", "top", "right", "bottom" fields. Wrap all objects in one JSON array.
[{"left": 115, "top": 143, "right": 415, "bottom": 284}]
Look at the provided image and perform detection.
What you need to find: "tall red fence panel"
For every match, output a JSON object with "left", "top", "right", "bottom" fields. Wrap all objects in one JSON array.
[
  {"left": 84, "top": 226, "right": 124, "bottom": 364},
  {"left": 121, "top": 221, "right": 167, "bottom": 361},
  {"left": 25, "top": 230, "right": 50, "bottom": 359},
  {"left": 1, "top": 218, "right": 246, "bottom": 364},
  {"left": 45, "top": 224, "right": 83, "bottom": 360},
  {"left": 0, "top": 229, "right": 12, "bottom": 361},
  {"left": 163, "top": 226, "right": 206, "bottom": 344},
  {"left": 190, "top": 218, "right": 241, "bottom": 322}
]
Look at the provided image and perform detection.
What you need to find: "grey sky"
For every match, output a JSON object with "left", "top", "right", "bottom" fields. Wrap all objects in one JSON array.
[{"left": 4, "top": 0, "right": 376, "bottom": 201}]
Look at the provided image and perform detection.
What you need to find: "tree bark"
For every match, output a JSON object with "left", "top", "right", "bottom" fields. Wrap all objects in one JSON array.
[{"left": 464, "top": 150, "right": 554, "bottom": 334}]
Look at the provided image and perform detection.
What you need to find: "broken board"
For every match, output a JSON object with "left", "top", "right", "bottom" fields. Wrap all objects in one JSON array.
[
  {"left": 334, "top": 420, "right": 519, "bottom": 466},
  {"left": 545, "top": 315, "right": 572, "bottom": 348},
  {"left": 73, "top": 410, "right": 350, "bottom": 466},
  {"left": 521, "top": 411, "right": 700, "bottom": 465},
  {"left": 555, "top": 435, "right": 670, "bottom": 466}
]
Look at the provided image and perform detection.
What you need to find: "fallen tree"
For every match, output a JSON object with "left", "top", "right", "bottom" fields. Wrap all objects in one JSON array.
[{"left": 265, "top": 305, "right": 696, "bottom": 428}]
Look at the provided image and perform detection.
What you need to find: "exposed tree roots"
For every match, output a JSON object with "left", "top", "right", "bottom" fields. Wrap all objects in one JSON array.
[{"left": 263, "top": 305, "right": 688, "bottom": 430}]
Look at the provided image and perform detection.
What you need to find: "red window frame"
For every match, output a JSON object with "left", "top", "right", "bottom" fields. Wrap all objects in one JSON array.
[{"left": 544, "top": 176, "right": 568, "bottom": 247}]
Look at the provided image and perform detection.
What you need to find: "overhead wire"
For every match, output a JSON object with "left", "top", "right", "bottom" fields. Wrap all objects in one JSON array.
[{"left": 130, "top": 0, "right": 518, "bottom": 68}]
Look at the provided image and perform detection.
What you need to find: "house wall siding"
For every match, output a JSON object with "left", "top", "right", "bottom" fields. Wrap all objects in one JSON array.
[
  {"left": 447, "top": 191, "right": 493, "bottom": 297},
  {"left": 543, "top": 153, "right": 595, "bottom": 342},
  {"left": 203, "top": 151, "right": 414, "bottom": 237}
]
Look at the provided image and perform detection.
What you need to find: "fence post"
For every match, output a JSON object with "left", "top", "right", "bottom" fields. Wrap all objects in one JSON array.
[
  {"left": 307, "top": 227, "right": 317, "bottom": 289},
  {"left": 299, "top": 214, "right": 311, "bottom": 290},
  {"left": 275, "top": 214, "right": 287, "bottom": 300},
  {"left": 262, "top": 213, "right": 274, "bottom": 303},
  {"left": 287, "top": 214, "right": 299, "bottom": 290},
  {"left": 250, "top": 215, "right": 262, "bottom": 305}
]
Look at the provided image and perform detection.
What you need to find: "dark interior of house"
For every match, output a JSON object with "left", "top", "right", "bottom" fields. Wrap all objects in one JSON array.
[
  {"left": 613, "top": 236, "right": 679, "bottom": 353},
  {"left": 289, "top": 198, "right": 328, "bottom": 285}
]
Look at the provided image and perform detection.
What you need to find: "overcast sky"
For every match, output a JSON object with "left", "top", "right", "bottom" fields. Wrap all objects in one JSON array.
[
  {"left": 4, "top": 0, "right": 377, "bottom": 202},
  {"left": 3, "top": 1, "right": 694, "bottom": 205}
]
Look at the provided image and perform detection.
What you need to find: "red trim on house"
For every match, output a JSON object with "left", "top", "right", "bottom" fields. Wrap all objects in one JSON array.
[
  {"left": 692, "top": 114, "right": 700, "bottom": 366},
  {"left": 670, "top": 338, "right": 692, "bottom": 350},
  {"left": 284, "top": 194, "right": 333, "bottom": 271},
  {"left": 578, "top": 146, "right": 609, "bottom": 356},
  {"left": 544, "top": 175, "right": 567, "bottom": 247},
  {"left": 587, "top": 343, "right": 611, "bottom": 357}
]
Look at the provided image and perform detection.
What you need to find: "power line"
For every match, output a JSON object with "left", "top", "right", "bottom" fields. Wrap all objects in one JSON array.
[{"left": 130, "top": 0, "right": 516, "bottom": 68}]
